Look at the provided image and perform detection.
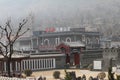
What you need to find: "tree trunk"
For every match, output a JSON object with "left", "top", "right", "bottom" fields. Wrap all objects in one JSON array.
[
  {"left": 6, "top": 44, "right": 13, "bottom": 77},
  {"left": 6, "top": 58, "right": 11, "bottom": 77}
]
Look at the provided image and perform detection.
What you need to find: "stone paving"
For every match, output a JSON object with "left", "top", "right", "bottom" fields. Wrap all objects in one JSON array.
[
  {"left": 0, "top": 69, "right": 109, "bottom": 80},
  {"left": 32, "top": 69, "right": 108, "bottom": 80}
]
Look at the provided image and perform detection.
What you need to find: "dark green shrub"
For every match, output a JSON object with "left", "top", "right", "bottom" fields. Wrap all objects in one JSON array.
[
  {"left": 64, "top": 70, "right": 72, "bottom": 80},
  {"left": 24, "top": 69, "right": 32, "bottom": 76},
  {"left": 53, "top": 71, "right": 60, "bottom": 79},
  {"left": 82, "top": 74, "right": 86, "bottom": 80},
  {"left": 89, "top": 76, "right": 93, "bottom": 80},
  {"left": 98, "top": 72, "right": 106, "bottom": 80}
]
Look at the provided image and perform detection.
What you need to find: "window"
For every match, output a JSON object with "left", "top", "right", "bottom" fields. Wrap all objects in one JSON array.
[
  {"left": 55, "top": 38, "right": 60, "bottom": 45},
  {"left": 66, "top": 37, "right": 71, "bottom": 42},
  {"left": 96, "top": 38, "right": 99, "bottom": 44},
  {"left": 44, "top": 39, "right": 49, "bottom": 45}
]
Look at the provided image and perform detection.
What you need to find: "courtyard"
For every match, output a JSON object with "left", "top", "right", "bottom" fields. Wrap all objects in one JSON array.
[{"left": 31, "top": 69, "right": 108, "bottom": 80}]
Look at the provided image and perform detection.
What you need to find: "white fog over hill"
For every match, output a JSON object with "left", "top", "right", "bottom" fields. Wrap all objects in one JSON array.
[{"left": 0, "top": 0, "right": 120, "bottom": 36}]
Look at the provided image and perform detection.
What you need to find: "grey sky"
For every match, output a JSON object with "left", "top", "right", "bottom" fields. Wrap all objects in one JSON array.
[
  {"left": 0, "top": 0, "right": 110, "bottom": 19},
  {"left": 0, "top": 0, "right": 119, "bottom": 29}
]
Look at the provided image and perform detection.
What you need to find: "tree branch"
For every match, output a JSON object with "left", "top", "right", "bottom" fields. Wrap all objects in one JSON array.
[
  {"left": 12, "top": 19, "right": 28, "bottom": 42},
  {"left": 0, "top": 19, "right": 28, "bottom": 57},
  {"left": 0, "top": 30, "right": 4, "bottom": 39},
  {"left": 0, "top": 46, "right": 6, "bottom": 57},
  {"left": 13, "top": 28, "right": 29, "bottom": 42},
  {"left": 0, "top": 41, "right": 6, "bottom": 48},
  {"left": 14, "top": 19, "right": 27, "bottom": 38},
  {"left": 0, "top": 26, "right": 5, "bottom": 30},
  {"left": 0, "top": 41, "right": 8, "bottom": 57},
  {"left": 6, "top": 20, "right": 12, "bottom": 38},
  {"left": 4, "top": 27, "right": 9, "bottom": 38}
]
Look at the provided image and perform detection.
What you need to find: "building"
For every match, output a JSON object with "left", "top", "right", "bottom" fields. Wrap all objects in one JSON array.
[
  {"left": 14, "top": 27, "right": 101, "bottom": 51},
  {"left": 7, "top": 27, "right": 103, "bottom": 71},
  {"left": 1, "top": 27, "right": 120, "bottom": 73}
]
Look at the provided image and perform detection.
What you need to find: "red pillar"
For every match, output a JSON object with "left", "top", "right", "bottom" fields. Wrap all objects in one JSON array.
[
  {"left": 66, "top": 54, "right": 70, "bottom": 64},
  {"left": 74, "top": 53, "right": 80, "bottom": 65}
]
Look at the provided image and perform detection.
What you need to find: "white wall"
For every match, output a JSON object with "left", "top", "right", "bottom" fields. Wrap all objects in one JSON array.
[{"left": 93, "top": 60, "right": 102, "bottom": 70}]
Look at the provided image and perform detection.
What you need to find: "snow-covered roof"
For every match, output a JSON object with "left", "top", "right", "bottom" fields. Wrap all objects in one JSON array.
[
  {"left": 30, "top": 54, "right": 65, "bottom": 58},
  {"left": 0, "top": 52, "right": 30, "bottom": 59},
  {"left": 64, "top": 41, "right": 85, "bottom": 47}
]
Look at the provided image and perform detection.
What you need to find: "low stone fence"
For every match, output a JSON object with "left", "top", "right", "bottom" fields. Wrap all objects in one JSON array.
[{"left": 0, "top": 76, "right": 36, "bottom": 80}]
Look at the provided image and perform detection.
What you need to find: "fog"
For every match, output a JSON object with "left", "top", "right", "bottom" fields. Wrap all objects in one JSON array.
[{"left": 0, "top": 0, "right": 120, "bottom": 36}]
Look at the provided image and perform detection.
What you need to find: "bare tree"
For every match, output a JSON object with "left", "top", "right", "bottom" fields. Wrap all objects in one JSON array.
[{"left": 0, "top": 19, "right": 29, "bottom": 77}]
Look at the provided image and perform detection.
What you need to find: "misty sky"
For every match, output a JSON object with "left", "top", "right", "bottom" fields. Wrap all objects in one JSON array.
[
  {"left": 0, "top": 0, "right": 119, "bottom": 29},
  {"left": 0, "top": 0, "right": 98, "bottom": 18},
  {"left": 0, "top": 0, "right": 115, "bottom": 19}
]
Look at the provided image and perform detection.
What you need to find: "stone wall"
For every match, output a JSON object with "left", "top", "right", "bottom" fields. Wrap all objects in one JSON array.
[
  {"left": 103, "top": 48, "right": 120, "bottom": 71},
  {"left": 55, "top": 56, "right": 66, "bottom": 68}
]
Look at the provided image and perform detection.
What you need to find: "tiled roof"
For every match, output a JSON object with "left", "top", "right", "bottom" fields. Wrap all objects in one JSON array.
[
  {"left": 0, "top": 52, "right": 30, "bottom": 59},
  {"left": 38, "top": 31, "right": 101, "bottom": 37},
  {"left": 30, "top": 53, "right": 65, "bottom": 58}
]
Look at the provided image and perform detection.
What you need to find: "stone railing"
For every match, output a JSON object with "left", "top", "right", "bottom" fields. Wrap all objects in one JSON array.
[{"left": 0, "top": 76, "right": 36, "bottom": 80}]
